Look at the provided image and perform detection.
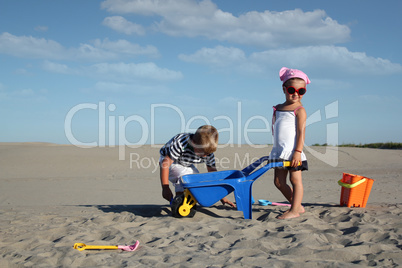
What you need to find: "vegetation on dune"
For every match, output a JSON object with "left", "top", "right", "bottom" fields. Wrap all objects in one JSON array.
[{"left": 311, "top": 142, "right": 402, "bottom": 149}]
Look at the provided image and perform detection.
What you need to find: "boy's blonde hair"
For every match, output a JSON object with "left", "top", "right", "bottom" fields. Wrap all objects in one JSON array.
[{"left": 192, "top": 125, "right": 219, "bottom": 155}]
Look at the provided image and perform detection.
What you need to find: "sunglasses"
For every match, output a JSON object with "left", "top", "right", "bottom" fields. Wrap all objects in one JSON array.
[{"left": 285, "top": 86, "right": 306, "bottom": 96}]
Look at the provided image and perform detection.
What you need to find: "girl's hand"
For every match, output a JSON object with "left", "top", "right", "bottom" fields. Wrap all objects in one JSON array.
[{"left": 291, "top": 151, "right": 302, "bottom": 167}]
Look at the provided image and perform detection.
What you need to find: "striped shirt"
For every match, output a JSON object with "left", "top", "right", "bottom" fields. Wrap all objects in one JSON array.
[{"left": 160, "top": 133, "right": 216, "bottom": 167}]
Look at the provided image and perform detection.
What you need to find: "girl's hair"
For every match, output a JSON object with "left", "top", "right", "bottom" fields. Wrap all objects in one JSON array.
[
  {"left": 282, "top": 77, "right": 306, "bottom": 88},
  {"left": 192, "top": 125, "right": 219, "bottom": 154}
]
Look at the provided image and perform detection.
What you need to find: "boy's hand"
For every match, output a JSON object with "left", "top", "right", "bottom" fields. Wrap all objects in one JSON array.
[
  {"left": 220, "top": 197, "right": 236, "bottom": 208},
  {"left": 162, "top": 185, "right": 173, "bottom": 203}
]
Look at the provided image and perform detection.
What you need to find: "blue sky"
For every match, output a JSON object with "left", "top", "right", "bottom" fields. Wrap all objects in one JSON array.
[{"left": 1, "top": 0, "right": 401, "bottom": 147}]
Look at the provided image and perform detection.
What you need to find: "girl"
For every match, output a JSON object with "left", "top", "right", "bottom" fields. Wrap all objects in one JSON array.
[{"left": 269, "top": 67, "right": 310, "bottom": 219}]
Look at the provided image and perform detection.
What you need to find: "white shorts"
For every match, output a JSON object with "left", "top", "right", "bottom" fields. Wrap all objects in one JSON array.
[{"left": 159, "top": 156, "right": 199, "bottom": 192}]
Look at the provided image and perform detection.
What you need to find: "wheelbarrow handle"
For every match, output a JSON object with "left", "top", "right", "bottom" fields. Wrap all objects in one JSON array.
[
  {"left": 243, "top": 159, "right": 301, "bottom": 181},
  {"left": 241, "top": 156, "right": 299, "bottom": 175},
  {"left": 241, "top": 156, "right": 276, "bottom": 176}
]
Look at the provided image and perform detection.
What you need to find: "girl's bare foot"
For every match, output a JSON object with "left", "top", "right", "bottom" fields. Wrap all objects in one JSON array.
[
  {"left": 277, "top": 206, "right": 304, "bottom": 219},
  {"left": 299, "top": 206, "right": 305, "bottom": 214},
  {"left": 277, "top": 210, "right": 300, "bottom": 219},
  {"left": 282, "top": 206, "right": 305, "bottom": 214}
]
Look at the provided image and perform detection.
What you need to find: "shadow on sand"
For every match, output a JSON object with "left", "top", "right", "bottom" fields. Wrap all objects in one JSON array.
[
  {"left": 80, "top": 202, "right": 338, "bottom": 219},
  {"left": 80, "top": 204, "right": 172, "bottom": 218}
]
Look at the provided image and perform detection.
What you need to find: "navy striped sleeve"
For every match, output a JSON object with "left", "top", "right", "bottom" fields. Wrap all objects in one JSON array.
[
  {"left": 160, "top": 133, "right": 190, "bottom": 161},
  {"left": 205, "top": 153, "right": 216, "bottom": 167}
]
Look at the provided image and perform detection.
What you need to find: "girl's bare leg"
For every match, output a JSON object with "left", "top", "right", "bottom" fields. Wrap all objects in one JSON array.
[
  {"left": 274, "top": 168, "right": 292, "bottom": 202},
  {"left": 277, "top": 170, "right": 304, "bottom": 219}
]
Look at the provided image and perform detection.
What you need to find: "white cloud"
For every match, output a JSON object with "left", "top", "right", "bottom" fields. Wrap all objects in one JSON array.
[
  {"left": 0, "top": 32, "right": 65, "bottom": 60},
  {"left": 42, "top": 61, "right": 74, "bottom": 74},
  {"left": 101, "top": 0, "right": 350, "bottom": 48},
  {"left": 87, "top": 62, "right": 183, "bottom": 81},
  {"left": 93, "top": 81, "right": 170, "bottom": 95},
  {"left": 101, "top": 0, "right": 209, "bottom": 16},
  {"left": 34, "top": 26, "right": 49, "bottom": 32},
  {"left": 0, "top": 85, "right": 47, "bottom": 101},
  {"left": 179, "top": 46, "right": 246, "bottom": 66},
  {"left": 14, "top": 68, "right": 31, "bottom": 75},
  {"left": 359, "top": 94, "right": 398, "bottom": 103},
  {"left": 179, "top": 45, "right": 261, "bottom": 74},
  {"left": 250, "top": 46, "right": 402, "bottom": 77},
  {"left": 0, "top": 84, "right": 6, "bottom": 100},
  {"left": 0, "top": 32, "right": 159, "bottom": 61},
  {"left": 103, "top": 16, "right": 145, "bottom": 35},
  {"left": 42, "top": 61, "right": 183, "bottom": 82},
  {"left": 179, "top": 45, "right": 402, "bottom": 77},
  {"left": 92, "top": 38, "right": 159, "bottom": 58},
  {"left": 94, "top": 81, "right": 132, "bottom": 92},
  {"left": 12, "top": 88, "right": 35, "bottom": 97}
]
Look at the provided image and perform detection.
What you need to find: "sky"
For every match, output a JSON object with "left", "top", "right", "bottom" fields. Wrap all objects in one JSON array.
[{"left": 1, "top": 0, "right": 402, "bottom": 148}]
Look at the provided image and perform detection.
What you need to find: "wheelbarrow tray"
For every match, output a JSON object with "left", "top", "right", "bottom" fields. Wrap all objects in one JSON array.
[
  {"left": 180, "top": 157, "right": 289, "bottom": 219},
  {"left": 181, "top": 170, "right": 246, "bottom": 207}
]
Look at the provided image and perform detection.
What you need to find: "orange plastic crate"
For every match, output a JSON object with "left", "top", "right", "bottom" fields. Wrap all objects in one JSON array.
[{"left": 338, "top": 173, "right": 374, "bottom": 208}]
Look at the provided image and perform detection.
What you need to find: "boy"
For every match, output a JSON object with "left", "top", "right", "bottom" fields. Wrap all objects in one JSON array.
[{"left": 159, "top": 125, "right": 235, "bottom": 207}]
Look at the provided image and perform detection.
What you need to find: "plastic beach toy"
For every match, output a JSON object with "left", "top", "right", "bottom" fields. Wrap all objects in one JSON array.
[
  {"left": 175, "top": 157, "right": 298, "bottom": 219},
  {"left": 338, "top": 173, "right": 374, "bottom": 208},
  {"left": 73, "top": 241, "right": 139, "bottom": 252},
  {"left": 258, "top": 199, "right": 291, "bottom": 207}
]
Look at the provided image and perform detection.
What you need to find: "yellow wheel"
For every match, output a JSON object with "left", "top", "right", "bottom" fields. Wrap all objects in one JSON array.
[
  {"left": 178, "top": 203, "right": 192, "bottom": 217},
  {"left": 171, "top": 190, "right": 197, "bottom": 218}
]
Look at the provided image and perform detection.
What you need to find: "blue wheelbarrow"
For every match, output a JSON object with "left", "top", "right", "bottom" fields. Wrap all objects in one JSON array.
[{"left": 171, "top": 157, "right": 294, "bottom": 219}]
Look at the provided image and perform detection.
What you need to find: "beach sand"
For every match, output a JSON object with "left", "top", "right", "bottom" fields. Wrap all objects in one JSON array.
[{"left": 0, "top": 143, "right": 401, "bottom": 267}]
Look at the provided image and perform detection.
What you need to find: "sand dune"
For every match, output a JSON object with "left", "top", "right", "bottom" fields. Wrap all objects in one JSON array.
[{"left": 0, "top": 143, "right": 401, "bottom": 267}]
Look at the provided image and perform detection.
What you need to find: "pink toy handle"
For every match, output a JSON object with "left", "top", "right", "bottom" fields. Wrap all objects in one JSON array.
[
  {"left": 117, "top": 241, "right": 140, "bottom": 251},
  {"left": 270, "top": 202, "right": 291, "bottom": 207}
]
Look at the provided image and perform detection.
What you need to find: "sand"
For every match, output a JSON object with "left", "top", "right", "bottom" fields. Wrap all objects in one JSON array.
[{"left": 0, "top": 143, "right": 401, "bottom": 267}]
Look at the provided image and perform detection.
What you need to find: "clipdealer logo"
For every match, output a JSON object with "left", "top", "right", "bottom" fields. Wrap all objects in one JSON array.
[{"left": 64, "top": 101, "right": 339, "bottom": 168}]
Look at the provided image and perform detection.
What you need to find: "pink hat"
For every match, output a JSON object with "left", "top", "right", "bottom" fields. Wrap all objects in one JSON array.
[{"left": 279, "top": 67, "right": 310, "bottom": 85}]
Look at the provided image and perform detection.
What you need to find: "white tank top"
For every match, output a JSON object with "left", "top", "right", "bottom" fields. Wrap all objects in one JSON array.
[{"left": 269, "top": 106, "right": 307, "bottom": 161}]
